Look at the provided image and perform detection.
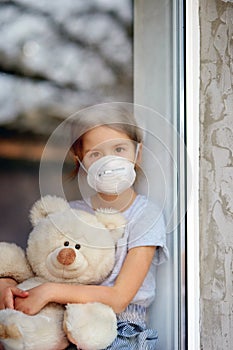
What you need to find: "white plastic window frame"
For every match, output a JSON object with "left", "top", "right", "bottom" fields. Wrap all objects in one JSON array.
[{"left": 134, "top": 0, "right": 200, "bottom": 349}]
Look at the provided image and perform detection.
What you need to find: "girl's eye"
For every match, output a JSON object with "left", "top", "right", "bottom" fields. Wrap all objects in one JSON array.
[
  {"left": 75, "top": 244, "right": 81, "bottom": 250},
  {"left": 64, "top": 241, "right": 69, "bottom": 246},
  {"left": 89, "top": 151, "right": 102, "bottom": 159},
  {"left": 115, "top": 147, "right": 125, "bottom": 153}
]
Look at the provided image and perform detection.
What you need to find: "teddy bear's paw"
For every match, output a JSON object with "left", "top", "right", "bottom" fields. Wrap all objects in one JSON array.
[
  {"left": 0, "top": 323, "right": 21, "bottom": 339},
  {"left": 64, "top": 303, "right": 117, "bottom": 350}
]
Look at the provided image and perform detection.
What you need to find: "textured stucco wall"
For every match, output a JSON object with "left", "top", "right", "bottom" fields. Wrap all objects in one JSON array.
[{"left": 200, "top": 0, "right": 233, "bottom": 348}]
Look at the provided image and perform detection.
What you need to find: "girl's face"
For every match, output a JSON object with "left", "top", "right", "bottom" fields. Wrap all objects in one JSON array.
[{"left": 81, "top": 126, "right": 138, "bottom": 170}]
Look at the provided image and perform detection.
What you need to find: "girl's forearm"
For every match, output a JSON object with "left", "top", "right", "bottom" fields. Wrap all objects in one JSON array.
[
  {"left": 45, "top": 283, "right": 127, "bottom": 314},
  {"left": 40, "top": 247, "right": 155, "bottom": 314}
]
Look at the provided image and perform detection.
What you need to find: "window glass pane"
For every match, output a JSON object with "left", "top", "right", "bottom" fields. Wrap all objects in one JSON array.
[{"left": 0, "top": 1, "right": 185, "bottom": 349}]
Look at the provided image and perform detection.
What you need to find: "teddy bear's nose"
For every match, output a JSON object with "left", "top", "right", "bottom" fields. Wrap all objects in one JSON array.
[{"left": 57, "top": 248, "right": 76, "bottom": 265}]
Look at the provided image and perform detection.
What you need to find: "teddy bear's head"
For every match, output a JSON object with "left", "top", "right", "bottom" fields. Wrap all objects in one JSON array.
[{"left": 26, "top": 196, "right": 126, "bottom": 284}]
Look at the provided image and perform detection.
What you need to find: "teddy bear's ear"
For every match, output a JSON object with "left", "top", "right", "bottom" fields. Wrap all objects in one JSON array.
[
  {"left": 30, "top": 195, "right": 70, "bottom": 226},
  {"left": 95, "top": 209, "right": 126, "bottom": 243}
]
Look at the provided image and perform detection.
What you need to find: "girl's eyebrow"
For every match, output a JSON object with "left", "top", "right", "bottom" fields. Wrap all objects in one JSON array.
[{"left": 112, "top": 140, "right": 132, "bottom": 147}]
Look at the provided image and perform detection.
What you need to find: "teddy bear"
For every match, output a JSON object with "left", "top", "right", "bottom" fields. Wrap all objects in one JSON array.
[{"left": 0, "top": 195, "right": 126, "bottom": 350}]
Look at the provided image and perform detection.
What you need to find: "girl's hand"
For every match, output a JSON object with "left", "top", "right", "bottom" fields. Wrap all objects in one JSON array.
[
  {"left": 0, "top": 278, "right": 28, "bottom": 310},
  {"left": 14, "top": 283, "right": 52, "bottom": 315}
]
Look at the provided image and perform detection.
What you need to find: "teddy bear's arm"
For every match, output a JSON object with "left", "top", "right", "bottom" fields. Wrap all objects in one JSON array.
[{"left": 0, "top": 242, "right": 33, "bottom": 283}]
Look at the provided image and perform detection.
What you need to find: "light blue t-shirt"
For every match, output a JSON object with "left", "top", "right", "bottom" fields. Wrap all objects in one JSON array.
[{"left": 70, "top": 195, "right": 169, "bottom": 307}]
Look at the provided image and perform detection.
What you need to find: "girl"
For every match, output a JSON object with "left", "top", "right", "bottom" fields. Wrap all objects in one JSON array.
[{"left": 0, "top": 104, "right": 168, "bottom": 349}]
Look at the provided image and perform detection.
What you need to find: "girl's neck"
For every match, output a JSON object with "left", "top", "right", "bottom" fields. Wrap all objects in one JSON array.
[{"left": 91, "top": 187, "right": 137, "bottom": 212}]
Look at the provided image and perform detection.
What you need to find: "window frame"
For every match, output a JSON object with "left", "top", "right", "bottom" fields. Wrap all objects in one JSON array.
[{"left": 134, "top": 0, "right": 200, "bottom": 349}]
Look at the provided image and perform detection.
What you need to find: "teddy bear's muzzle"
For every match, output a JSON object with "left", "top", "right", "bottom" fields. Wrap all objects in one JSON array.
[{"left": 57, "top": 248, "right": 76, "bottom": 265}]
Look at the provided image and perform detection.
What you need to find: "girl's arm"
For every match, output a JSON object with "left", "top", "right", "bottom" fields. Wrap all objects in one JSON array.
[{"left": 14, "top": 246, "right": 156, "bottom": 315}]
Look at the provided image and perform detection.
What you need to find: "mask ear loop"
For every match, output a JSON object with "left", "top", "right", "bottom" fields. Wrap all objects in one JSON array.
[
  {"left": 75, "top": 155, "right": 88, "bottom": 174},
  {"left": 133, "top": 143, "right": 141, "bottom": 165}
]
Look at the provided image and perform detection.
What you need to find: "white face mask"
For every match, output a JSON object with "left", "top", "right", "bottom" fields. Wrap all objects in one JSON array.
[{"left": 86, "top": 155, "right": 136, "bottom": 195}]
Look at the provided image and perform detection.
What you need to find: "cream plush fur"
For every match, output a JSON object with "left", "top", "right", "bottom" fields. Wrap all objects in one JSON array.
[{"left": 0, "top": 196, "right": 126, "bottom": 350}]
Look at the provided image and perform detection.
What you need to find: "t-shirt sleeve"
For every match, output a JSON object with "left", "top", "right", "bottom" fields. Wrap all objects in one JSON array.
[{"left": 127, "top": 201, "right": 169, "bottom": 265}]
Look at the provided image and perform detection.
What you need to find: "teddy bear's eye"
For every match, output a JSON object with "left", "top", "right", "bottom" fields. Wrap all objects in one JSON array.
[
  {"left": 75, "top": 244, "right": 81, "bottom": 250},
  {"left": 64, "top": 241, "right": 69, "bottom": 246}
]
